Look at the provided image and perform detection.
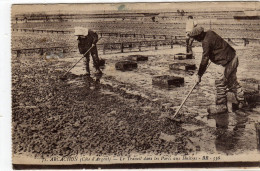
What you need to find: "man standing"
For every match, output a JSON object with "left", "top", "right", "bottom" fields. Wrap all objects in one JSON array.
[
  {"left": 76, "top": 28, "right": 102, "bottom": 75},
  {"left": 186, "top": 15, "right": 197, "bottom": 54},
  {"left": 189, "top": 27, "right": 246, "bottom": 114}
]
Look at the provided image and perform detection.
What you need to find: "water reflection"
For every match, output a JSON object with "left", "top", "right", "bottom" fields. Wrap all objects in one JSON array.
[
  {"left": 213, "top": 113, "right": 236, "bottom": 153},
  {"left": 208, "top": 112, "right": 248, "bottom": 154},
  {"left": 84, "top": 73, "right": 103, "bottom": 90},
  {"left": 94, "top": 73, "right": 103, "bottom": 90}
]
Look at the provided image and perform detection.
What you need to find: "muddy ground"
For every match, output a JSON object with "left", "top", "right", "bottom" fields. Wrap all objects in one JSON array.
[{"left": 12, "top": 45, "right": 260, "bottom": 160}]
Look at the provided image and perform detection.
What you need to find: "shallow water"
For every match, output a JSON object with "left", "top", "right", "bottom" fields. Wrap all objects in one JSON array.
[{"left": 66, "top": 46, "right": 260, "bottom": 155}]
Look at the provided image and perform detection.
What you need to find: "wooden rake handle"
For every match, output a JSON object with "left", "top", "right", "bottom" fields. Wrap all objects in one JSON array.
[
  {"left": 62, "top": 45, "right": 95, "bottom": 77},
  {"left": 171, "top": 83, "right": 197, "bottom": 118},
  {"left": 171, "top": 61, "right": 211, "bottom": 119},
  {"left": 61, "top": 37, "right": 102, "bottom": 77}
]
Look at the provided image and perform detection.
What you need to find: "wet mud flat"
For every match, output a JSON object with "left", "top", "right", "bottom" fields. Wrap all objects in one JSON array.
[
  {"left": 12, "top": 55, "right": 189, "bottom": 159},
  {"left": 12, "top": 46, "right": 260, "bottom": 160}
]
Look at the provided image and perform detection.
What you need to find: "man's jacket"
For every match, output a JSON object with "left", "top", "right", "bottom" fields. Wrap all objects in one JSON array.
[
  {"left": 198, "top": 30, "right": 236, "bottom": 76},
  {"left": 186, "top": 19, "right": 197, "bottom": 33},
  {"left": 77, "top": 31, "right": 98, "bottom": 54}
]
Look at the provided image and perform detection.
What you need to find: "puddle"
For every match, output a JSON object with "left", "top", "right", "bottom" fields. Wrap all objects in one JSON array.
[
  {"left": 159, "top": 132, "right": 176, "bottom": 142},
  {"left": 205, "top": 110, "right": 259, "bottom": 154},
  {"left": 182, "top": 124, "right": 203, "bottom": 132}
]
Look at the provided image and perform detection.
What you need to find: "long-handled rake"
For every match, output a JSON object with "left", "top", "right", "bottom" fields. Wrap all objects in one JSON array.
[
  {"left": 168, "top": 62, "right": 211, "bottom": 121},
  {"left": 60, "top": 37, "right": 102, "bottom": 80},
  {"left": 60, "top": 45, "right": 95, "bottom": 80}
]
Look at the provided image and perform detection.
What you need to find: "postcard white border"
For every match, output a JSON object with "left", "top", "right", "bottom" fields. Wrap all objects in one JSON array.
[{"left": 1, "top": 0, "right": 257, "bottom": 171}]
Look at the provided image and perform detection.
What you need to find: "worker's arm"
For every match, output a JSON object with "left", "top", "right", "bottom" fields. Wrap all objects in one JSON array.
[
  {"left": 93, "top": 32, "right": 98, "bottom": 45},
  {"left": 89, "top": 30, "right": 98, "bottom": 45},
  {"left": 196, "top": 41, "right": 210, "bottom": 84},
  {"left": 193, "top": 20, "right": 198, "bottom": 27}
]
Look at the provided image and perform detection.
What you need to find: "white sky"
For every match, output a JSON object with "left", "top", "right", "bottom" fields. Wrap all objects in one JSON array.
[{"left": 12, "top": 2, "right": 260, "bottom": 15}]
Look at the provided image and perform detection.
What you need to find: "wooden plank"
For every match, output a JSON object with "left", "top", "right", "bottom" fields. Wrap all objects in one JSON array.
[
  {"left": 152, "top": 75, "right": 184, "bottom": 88},
  {"left": 169, "top": 63, "right": 196, "bottom": 71},
  {"left": 244, "top": 89, "right": 260, "bottom": 107},
  {"left": 174, "top": 53, "right": 194, "bottom": 60},
  {"left": 255, "top": 123, "right": 260, "bottom": 150},
  {"left": 115, "top": 61, "right": 138, "bottom": 71},
  {"left": 128, "top": 55, "right": 148, "bottom": 61}
]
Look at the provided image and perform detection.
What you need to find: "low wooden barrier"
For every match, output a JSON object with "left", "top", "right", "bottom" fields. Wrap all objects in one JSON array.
[
  {"left": 12, "top": 37, "right": 259, "bottom": 57},
  {"left": 12, "top": 46, "right": 73, "bottom": 57},
  {"left": 12, "top": 28, "right": 170, "bottom": 40},
  {"left": 102, "top": 38, "right": 181, "bottom": 54},
  {"left": 12, "top": 28, "right": 72, "bottom": 34}
]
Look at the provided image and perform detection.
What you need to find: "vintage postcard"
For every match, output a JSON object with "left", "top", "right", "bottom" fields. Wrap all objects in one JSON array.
[{"left": 11, "top": 2, "right": 260, "bottom": 169}]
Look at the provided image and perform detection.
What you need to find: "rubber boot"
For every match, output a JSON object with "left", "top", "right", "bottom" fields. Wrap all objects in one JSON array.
[
  {"left": 86, "top": 64, "right": 90, "bottom": 76},
  {"left": 235, "top": 100, "right": 249, "bottom": 116},
  {"left": 94, "top": 68, "right": 102, "bottom": 75},
  {"left": 238, "top": 100, "right": 248, "bottom": 109},
  {"left": 233, "top": 87, "right": 247, "bottom": 109},
  {"left": 207, "top": 104, "right": 228, "bottom": 115}
]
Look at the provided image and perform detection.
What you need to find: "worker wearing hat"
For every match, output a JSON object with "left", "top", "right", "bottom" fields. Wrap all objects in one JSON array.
[
  {"left": 190, "top": 27, "right": 246, "bottom": 114},
  {"left": 185, "top": 15, "right": 197, "bottom": 54},
  {"left": 76, "top": 28, "right": 102, "bottom": 75}
]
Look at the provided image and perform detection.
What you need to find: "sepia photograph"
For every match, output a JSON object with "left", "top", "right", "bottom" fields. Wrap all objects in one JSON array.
[{"left": 10, "top": 1, "right": 260, "bottom": 169}]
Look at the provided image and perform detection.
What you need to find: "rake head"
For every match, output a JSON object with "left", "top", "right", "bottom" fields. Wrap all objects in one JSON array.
[
  {"left": 165, "top": 116, "right": 183, "bottom": 123},
  {"left": 59, "top": 75, "right": 68, "bottom": 81}
]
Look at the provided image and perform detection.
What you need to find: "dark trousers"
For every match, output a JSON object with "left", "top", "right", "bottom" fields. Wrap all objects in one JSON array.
[
  {"left": 84, "top": 46, "right": 100, "bottom": 72},
  {"left": 186, "top": 36, "right": 194, "bottom": 54}
]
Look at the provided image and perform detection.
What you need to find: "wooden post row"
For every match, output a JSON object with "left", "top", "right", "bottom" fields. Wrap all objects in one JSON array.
[
  {"left": 121, "top": 43, "right": 124, "bottom": 53},
  {"left": 103, "top": 43, "right": 106, "bottom": 55},
  {"left": 155, "top": 41, "right": 158, "bottom": 50}
]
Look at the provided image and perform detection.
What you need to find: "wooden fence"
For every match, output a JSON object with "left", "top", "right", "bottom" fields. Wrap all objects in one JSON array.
[
  {"left": 12, "top": 46, "right": 73, "bottom": 58},
  {"left": 12, "top": 28, "right": 171, "bottom": 40},
  {"left": 12, "top": 36, "right": 258, "bottom": 58},
  {"left": 12, "top": 38, "right": 180, "bottom": 58},
  {"left": 12, "top": 28, "right": 72, "bottom": 34}
]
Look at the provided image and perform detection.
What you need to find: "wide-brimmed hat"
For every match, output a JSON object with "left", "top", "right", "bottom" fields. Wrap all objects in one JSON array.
[
  {"left": 189, "top": 27, "right": 204, "bottom": 37},
  {"left": 74, "top": 27, "right": 88, "bottom": 36}
]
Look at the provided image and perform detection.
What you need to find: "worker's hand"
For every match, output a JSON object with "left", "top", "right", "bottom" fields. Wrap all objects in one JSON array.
[{"left": 195, "top": 74, "right": 201, "bottom": 85}]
